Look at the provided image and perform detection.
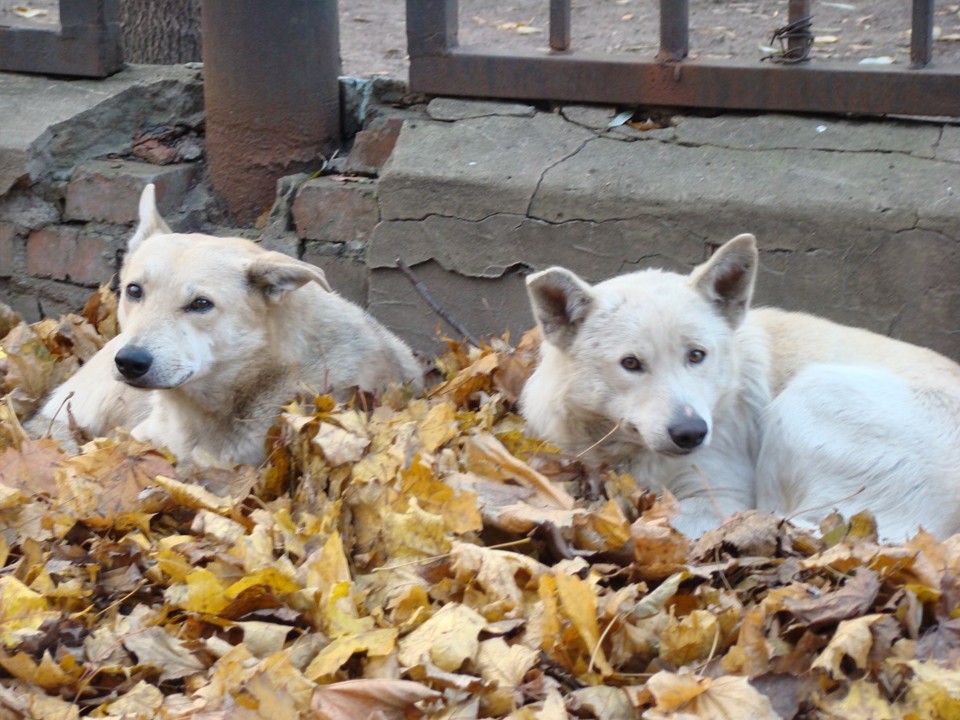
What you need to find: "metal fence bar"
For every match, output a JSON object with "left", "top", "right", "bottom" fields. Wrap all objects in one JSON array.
[
  {"left": 550, "top": 0, "right": 571, "bottom": 52},
  {"left": 787, "top": 0, "right": 811, "bottom": 60},
  {"left": 406, "top": 0, "right": 458, "bottom": 57},
  {"left": 658, "top": 0, "right": 689, "bottom": 62},
  {"left": 0, "top": 0, "right": 123, "bottom": 77},
  {"left": 911, "top": 0, "right": 934, "bottom": 67}
]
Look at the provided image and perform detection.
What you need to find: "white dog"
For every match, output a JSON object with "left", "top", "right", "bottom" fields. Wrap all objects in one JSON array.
[
  {"left": 33, "top": 184, "right": 422, "bottom": 466},
  {"left": 521, "top": 234, "right": 960, "bottom": 540}
]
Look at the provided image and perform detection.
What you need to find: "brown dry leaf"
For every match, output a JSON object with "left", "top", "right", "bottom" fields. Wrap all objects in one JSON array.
[
  {"left": 659, "top": 609, "right": 721, "bottom": 668},
  {"left": 81, "top": 284, "right": 119, "bottom": 339},
  {"left": 449, "top": 541, "right": 546, "bottom": 619},
  {"left": 476, "top": 637, "right": 539, "bottom": 715},
  {"left": 556, "top": 572, "right": 614, "bottom": 676},
  {"left": 631, "top": 519, "right": 691, "bottom": 581},
  {"left": 0, "top": 323, "right": 67, "bottom": 415},
  {"left": 0, "top": 650, "right": 80, "bottom": 691},
  {"left": 122, "top": 626, "right": 206, "bottom": 681},
  {"left": 0, "top": 576, "right": 57, "bottom": 645},
  {"left": 55, "top": 439, "right": 174, "bottom": 523},
  {"left": 401, "top": 458, "right": 482, "bottom": 535},
  {"left": 464, "top": 433, "right": 574, "bottom": 510},
  {"left": 14, "top": 687, "right": 80, "bottom": 720},
  {"left": 101, "top": 679, "right": 164, "bottom": 717},
  {"left": 310, "top": 678, "right": 441, "bottom": 719},
  {"left": 568, "top": 686, "right": 636, "bottom": 720},
  {"left": 313, "top": 421, "right": 369, "bottom": 465},
  {"left": 645, "top": 671, "right": 780, "bottom": 719},
  {"left": 153, "top": 473, "right": 236, "bottom": 512},
  {"left": 0, "top": 438, "right": 62, "bottom": 496},
  {"left": 382, "top": 497, "right": 450, "bottom": 559},
  {"left": 304, "top": 628, "right": 398, "bottom": 680},
  {"left": 784, "top": 568, "right": 880, "bottom": 627},
  {"left": 814, "top": 678, "right": 899, "bottom": 719},
  {"left": 398, "top": 602, "right": 486, "bottom": 672},
  {"left": 416, "top": 399, "right": 459, "bottom": 452},
  {"left": 901, "top": 660, "right": 960, "bottom": 718},
  {"left": 811, "top": 613, "right": 886, "bottom": 678}
]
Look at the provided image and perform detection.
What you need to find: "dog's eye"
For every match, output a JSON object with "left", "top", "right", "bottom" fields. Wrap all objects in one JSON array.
[
  {"left": 125, "top": 283, "right": 143, "bottom": 301},
  {"left": 186, "top": 296, "right": 214, "bottom": 313},
  {"left": 688, "top": 348, "right": 707, "bottom": 364},
  {"left": 620, "top": 355, "right": 645, "bottom": 372}
]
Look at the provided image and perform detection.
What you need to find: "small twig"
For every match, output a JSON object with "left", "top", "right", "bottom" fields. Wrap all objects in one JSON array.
[
  {"left": 785, "top": 485, "right": 867, "bottom": 524},
  {"left": 588, "top": 611, "right": 624, "bottom": 675},
  {"left": 44, "top": 390, "right": 75, "bottom": 437},
  {"left": 575, "top": 419, "right": 622, "bottom": 459},
  {"left": 395, "top": 257, "right": 482, "bottom": 347}
]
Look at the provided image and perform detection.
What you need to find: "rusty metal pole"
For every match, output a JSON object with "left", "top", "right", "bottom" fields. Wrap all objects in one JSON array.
[
  {"left": 550, "top": 0, "right": 571, "bottom": 52},
  {"left": 911, "top": 0, "right": 935, "bottom": 68},
  {"left": 201, "top": 0, "right": 341, "bottom": 224},
  {"left": 658, "top": 0, "right": 688, "bottom": 62}
]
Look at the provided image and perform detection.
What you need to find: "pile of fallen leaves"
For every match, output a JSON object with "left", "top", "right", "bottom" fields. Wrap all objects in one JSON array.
[{"left": 0, "top": 289, "right": 958, "bottom": 719}]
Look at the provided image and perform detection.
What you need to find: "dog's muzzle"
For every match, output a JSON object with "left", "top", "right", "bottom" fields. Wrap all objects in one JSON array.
[
  {"left": 667, "top": 416, "right": 709, "bottom": 452},
  {"left": 115, "top": 345, "right": 153, "bottom": 383}
]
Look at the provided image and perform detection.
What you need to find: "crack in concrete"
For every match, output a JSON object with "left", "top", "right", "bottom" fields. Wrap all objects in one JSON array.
[
  {"left": 672, "top": 138, "right": 937, "bottom": 160},
  {"left": 526, "top": 135, "right": 598, "bottom": 218}
]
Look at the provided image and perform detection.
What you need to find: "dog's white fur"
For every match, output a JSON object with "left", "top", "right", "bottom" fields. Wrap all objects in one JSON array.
[
  {"left": 521, "top": 234, "right": 960, "bottom": 540},
  {"left": 33, "top": 184, "right": 421, "bottom": 466}
]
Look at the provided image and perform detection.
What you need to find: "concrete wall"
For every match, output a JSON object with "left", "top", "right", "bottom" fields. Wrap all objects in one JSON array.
[{"left": 3, "top": 67, "right": 959, "bottom": 363}]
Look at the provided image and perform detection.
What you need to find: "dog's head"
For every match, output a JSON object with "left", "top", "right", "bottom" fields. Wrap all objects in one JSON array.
[
  {"left": 524, "top": 234, "right": 758, "bottom": 459},
  {"left": 113, "top": 184, "right": 331, "bottom": 391}
]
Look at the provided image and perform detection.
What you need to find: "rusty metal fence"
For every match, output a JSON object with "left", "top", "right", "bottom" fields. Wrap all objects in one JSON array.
[{"left": 407, "top": 0, "right": 960, "bottom": 117}]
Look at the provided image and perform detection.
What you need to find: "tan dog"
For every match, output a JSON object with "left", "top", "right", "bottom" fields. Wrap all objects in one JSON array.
[
  {"left": 33, "top": 184, "right": 421, "bottom": 465},
  {"left": 521, "top": 234, "right": 960, "bottom": 540}
]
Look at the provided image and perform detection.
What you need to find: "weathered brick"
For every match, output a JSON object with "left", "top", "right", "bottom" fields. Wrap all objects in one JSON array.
[
  {"left": 0, "top": 222, "right": 21, "bottom": 278},
  {"left": 292, "top": 176, "right": 379, "bottom": 244},
  {"left": 343, "top": 117, "right": 404, "bottom": 176},
  {"left": 27, "top": 225, "right": 117, "bottom": 286},
  {"left": 64, "top": 159, "right": 197, "bottom": 224}
]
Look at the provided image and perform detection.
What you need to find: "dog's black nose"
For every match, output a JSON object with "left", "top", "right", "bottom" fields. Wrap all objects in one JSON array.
[
  {"left": 668, "top": 417, "right": 708, "bottom": 450},
  {"left": 115, "top": 346, "right": 153, "bottom": 380}
]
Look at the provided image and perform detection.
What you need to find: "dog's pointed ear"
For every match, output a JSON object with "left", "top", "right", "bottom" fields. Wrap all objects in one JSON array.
[
  {"left": 247, "top": 251, "right": 332, "bottom": 302},
  {"left": 127, "top": 184, "right": 172, "bottom": 255},
  {"left": 526, "top": 267, "right": 595, "bottom": 349},
  {"left": 690, "top": 233, "right": 758, "bottom": 327}
]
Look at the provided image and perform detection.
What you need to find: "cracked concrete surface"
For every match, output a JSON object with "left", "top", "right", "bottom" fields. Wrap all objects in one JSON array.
[{"left": 371, "top": 99, "right": 960, "bottom": 357}]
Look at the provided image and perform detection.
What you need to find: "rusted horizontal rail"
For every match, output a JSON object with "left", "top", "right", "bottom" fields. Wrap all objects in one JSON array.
[
  {"left": 0, "top": 0, "right": 123, "bottom": 77},
  {"left": 409, "top": 47, "right": 960, "bottom": 118}
]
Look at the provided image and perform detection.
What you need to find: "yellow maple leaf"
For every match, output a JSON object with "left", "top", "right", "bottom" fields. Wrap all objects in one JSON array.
[
  {"left": 659, "top": 609, "right": 722, "bottom": 668},
  {"left": 646, "top": 671, "right": 780, "bottom": 719},
  {"left": 0, "top": 576, "right": 54, "bottom": 645},
  {"left": 177, "top": 568, "right": 229, "bottom": 614},
  {"left": 304, "top": 627, "right": 398, "bottom": 680},
  {"left": 556, "top": 573, "right": 614, "bottom": 676},
  {"left": 397, "top": 603, "right": 486, "bottom": 672},
  {"left": 416, "top": 400, "right": 459, "bottom": 453}
]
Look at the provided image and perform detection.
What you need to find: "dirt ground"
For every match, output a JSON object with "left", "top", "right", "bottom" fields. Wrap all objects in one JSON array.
[{"left": 3, "top": 1, "right": 960, "bottom": 78}]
